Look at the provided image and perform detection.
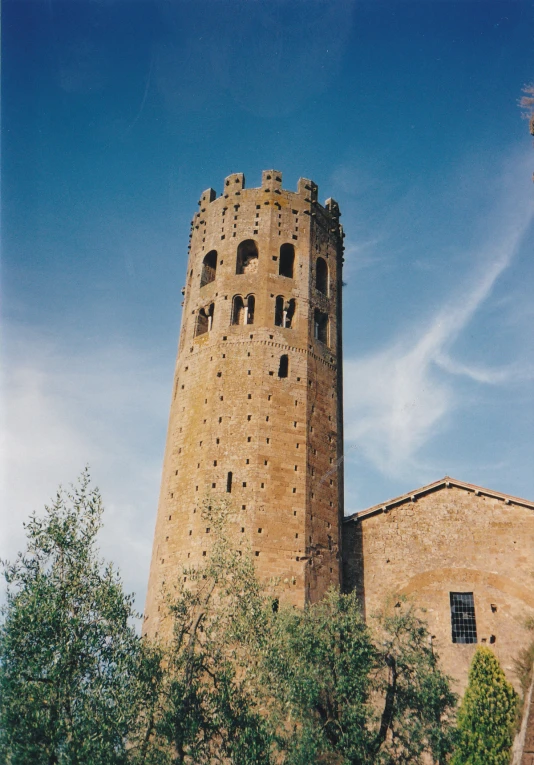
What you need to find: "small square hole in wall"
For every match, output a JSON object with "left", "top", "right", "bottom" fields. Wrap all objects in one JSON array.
[
  {"left": 219, "top": 417, "right": 222, "bottom": 423},
  {"left": 293, "top": 510, "right": 297, "bottom": 516},
  {"left": 247, "top": 436, "right": 251, "bottom": 442},
  {"left": 249, "top": 334, "right": 253, "bottom": 339},
  {"left": 212, "top": 483, "right": 216, "bottom": 488},
  {"left": 261, "top": 483, "right": 265, "bottom": 488},
  {"left": 170, "top": 492, "right": 174, "bottom": 498},
  {"left": 247, "top": 414, "right": 252, "bottom": 421},
  {"left": 258, "top": 528, "right": 262, "bottom": 533},
  {"left": 203, "top": 551, "right": 207, "bottom": 556},
  {"left": 292, "top": 488, "right": 296, "bottom": 493},
  {"left": 248, "top": 393, "right": 252, "bottom": 399},
  {"left": 242, "top": 481, "right": 247, "bottom": 487},
  {"left": 189, "top": 530, "right": 192, "bottom": 536},
  {"left": 266, "top": 438, "right": 270, "bottom": 444},
  {"left": 296, "top": 443, "right": 299, "bottom": 448},
  {"left": 241, "top": 527, "right": 245, "bottom": 533},
  {"left": 222, "top": 354, "right": 226, "bottom": 359},
  {"left": 294, "top": 466, "right": 298, "bottom": 471},
  {"left": 255, "top": 551, "right": 260, "bottom": 556},
  {"left": 168, "top": 515, "right": 172, "bottom": 520},
  {"left": 248, "top": 370, "right": 251, "bottom": 375},
  {"left": 216, "top": 438, "right": 220, "bottom": 444},
  {"left": 295, "top": 533, "right": 298, "bottom": 538},
  {"left": 175, "top": 470, "right": 178, "bottom": 475},
  {"left": 196, "top": 486, "right": 198, "bottom": 491},
  {"left": 246, "top": 458, "right": 249, "bottom": 464},
  {"left": 242, "top": 504, "right": 246, "bottom": 509},
  {"left": 220, "top": 395, "right": 224, "bottom": 401},
  {"left": 264, "top": 460, "right": 268, "bottom": 465},
  {"left": 223, "top": 336, "right": 227, "bottom": 341},
  {"left": 269, "top": 371, "right": 274, "bottom": 376},
  {"left": 247, "top": 351, "right": 251, "bottom": 357},
  {"left": 205, "top": 399, "right": 208, "bottom": 404},
  {"left": 217, "top": 371, "right": 222, "bottom": 377},
  {"left": 491, "top": 604, "right": 497, "bottom": 613},
  {"left": 266, "top": 416, "right": 269, "bottom": 422},
  {"left": 213, "top": 460, "right": 217, "bottom": 466},
  {"left": 268, "top": 394, "right": 272, "bottom": 400}
]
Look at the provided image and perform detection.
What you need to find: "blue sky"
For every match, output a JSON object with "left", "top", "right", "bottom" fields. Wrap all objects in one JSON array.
[{"left": 2, "top": 0, "right": 533, "bottom": 607}]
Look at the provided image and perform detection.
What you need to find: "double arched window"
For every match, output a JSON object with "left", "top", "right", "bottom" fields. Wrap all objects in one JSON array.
[
  {"left": 279, "top": 243, "right": 295, "bottom": 278},
  {"left": 316, "top": 257, "right": 328, "bottom": 295},
  {"left": 232, "top": 294, "right": 255, "bottom": 325},
  {"left": 195, "top": 303, "right": 215, "bottom": 337},
  {"left": 236, "top": 240, "right": 259, "bottom": 275},
  {"left": 200, "top": 250, "right": 217, "bottom": 287},
  {"left": 274, "top": 296, "right": 296, "bottom": 328}
]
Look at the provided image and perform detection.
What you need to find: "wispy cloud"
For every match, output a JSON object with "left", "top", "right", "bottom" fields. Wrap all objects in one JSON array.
[
  {"left": 343, "top": 153, "right": 534, "bottom": 479},
  {"left": 0, "top": 326, "right": 170, "bottom": 609}
]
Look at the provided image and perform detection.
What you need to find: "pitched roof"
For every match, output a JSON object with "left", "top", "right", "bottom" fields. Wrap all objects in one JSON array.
[{"left": 343, "top": 476, "right": 534, "bottom": 523}]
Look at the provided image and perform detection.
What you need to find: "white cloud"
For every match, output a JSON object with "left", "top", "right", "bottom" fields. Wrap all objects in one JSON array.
[
  {"left": 343, "top": 154, "right": 534, "bottom": 479},
  {"left": 0, "top": 326, "right": 170, "bottom": 610}
]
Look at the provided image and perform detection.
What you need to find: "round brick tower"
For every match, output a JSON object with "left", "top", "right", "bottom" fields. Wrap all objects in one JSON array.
[{"left": 143, "top": 170, "right": 344, "bottom": 639}]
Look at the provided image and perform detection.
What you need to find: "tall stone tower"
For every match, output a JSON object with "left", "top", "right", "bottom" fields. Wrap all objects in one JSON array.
[{"left": 144, "top": 170, "right": 344, "bottom": 639}]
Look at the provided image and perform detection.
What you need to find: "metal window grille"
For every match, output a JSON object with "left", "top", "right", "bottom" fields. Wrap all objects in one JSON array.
[{"left": 450, "top": 592, "right": 477, "bottom": 644}]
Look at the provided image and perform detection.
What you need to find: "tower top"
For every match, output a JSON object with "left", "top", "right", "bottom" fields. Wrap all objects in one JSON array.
[{"left": 198, "top": 170, "right": 338, "bottom": 212}]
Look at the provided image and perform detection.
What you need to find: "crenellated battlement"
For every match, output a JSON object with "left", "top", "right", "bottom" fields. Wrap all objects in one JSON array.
[{"left": 194, "top": 170, "right": 335, "bottom": 210}]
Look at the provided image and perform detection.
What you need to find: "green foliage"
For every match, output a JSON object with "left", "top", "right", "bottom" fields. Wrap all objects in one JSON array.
[
  {"left": 514, "top": 617, "right": 534, "bottom": 700},
  {"left": 0, "top": 470, "right": 156, "bottom": 765},
  {"left": 1, "top": 485, "right": 458, "bottom": 765},
  {"left": 452, "top": 646, "right": 518, "bottom": 765},
  {"left": 262, "top": 593, "right": 457, "bottom": 765},
  {"left": 146, "top": 499, "right": 275, "bottom": 764}
]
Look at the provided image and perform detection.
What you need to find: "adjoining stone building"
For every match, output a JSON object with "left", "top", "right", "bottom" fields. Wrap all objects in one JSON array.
[
  {"left": 144, "top": 171, "right": 345, "bottom": 640},
  {"left": 343, "top": 476, "right": 534, "bottom": 694}
]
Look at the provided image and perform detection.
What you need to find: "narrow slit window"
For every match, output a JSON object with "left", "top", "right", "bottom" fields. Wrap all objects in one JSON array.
[
  {"left": 279, "top": 243, "right": 295, "bottom": 278},
  {"left": 450, "top": 592, "right": 477, "bottom": 644},
  {"left": 200, "top": 250, "right": 217, "bottom": 287},
  {"left": 278, "top": 354, "right": 289, "bottom": 378},
  {"left": 316, "top": 257, "right": 328, "bottom": 295},
  {"left": 226, "top": 471, "right": 233, "bottom": 493}
]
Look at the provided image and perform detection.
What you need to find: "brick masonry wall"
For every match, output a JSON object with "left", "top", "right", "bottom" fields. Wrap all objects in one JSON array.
[
  {"left": 144, "top": 171, "right": 345, "bottom": 639},
  {"left": 343, "top": 486, "right": 534, "bottom": 694}
]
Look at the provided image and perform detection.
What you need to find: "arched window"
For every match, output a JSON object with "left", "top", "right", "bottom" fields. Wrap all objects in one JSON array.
[
  {"left": 278, "top": 354, "right": 289, "bottom": 378},
  {"left": 314, "top": 309, "right": 328, "bottom": 345},
  {"left": 236, "top": 239, "right": 259, "bottom": 274},
  {"left": 200, "top": 250, "right": 217, "bottom": 287},
  {"left": 286, "top": 298, "right": 296, "bottom": 329},
  {"left": 279, "top": 243, "right": 295, "bottom": 278},
  {"left": 195, "top": 303, "right": 214, "bottom": 337},
  {"left": 274, "top": 296, "right": 296, "bottom": 328},
  {"left": 245, "top": 294, "right": 255, "bottom": 325},
  {"left": 274, "top": 296, "right": 284, "bottom": 327},
  {"left": 232, "top": 295, "right": 245, "bottom": 325},
  {"left": 316, "top": 257, "right": 328, "bottom": 295}
]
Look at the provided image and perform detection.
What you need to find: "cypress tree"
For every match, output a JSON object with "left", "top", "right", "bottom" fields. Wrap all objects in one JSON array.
[{"left": 452, "top": 646, "right": 518, "bottom": 765}]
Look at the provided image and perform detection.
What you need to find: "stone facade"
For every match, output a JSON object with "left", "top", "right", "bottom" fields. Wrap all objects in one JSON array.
[
  {"left": 343, "top": 477, "right": 534, "bottom": 694},
  {"left": 144, "top": 171, "right": 345, "bottom": 639}
]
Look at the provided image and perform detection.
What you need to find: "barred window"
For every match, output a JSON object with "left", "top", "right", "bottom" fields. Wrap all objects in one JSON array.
[{"left": 450, "top": 592, "right": 477, "bottom": 644}]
